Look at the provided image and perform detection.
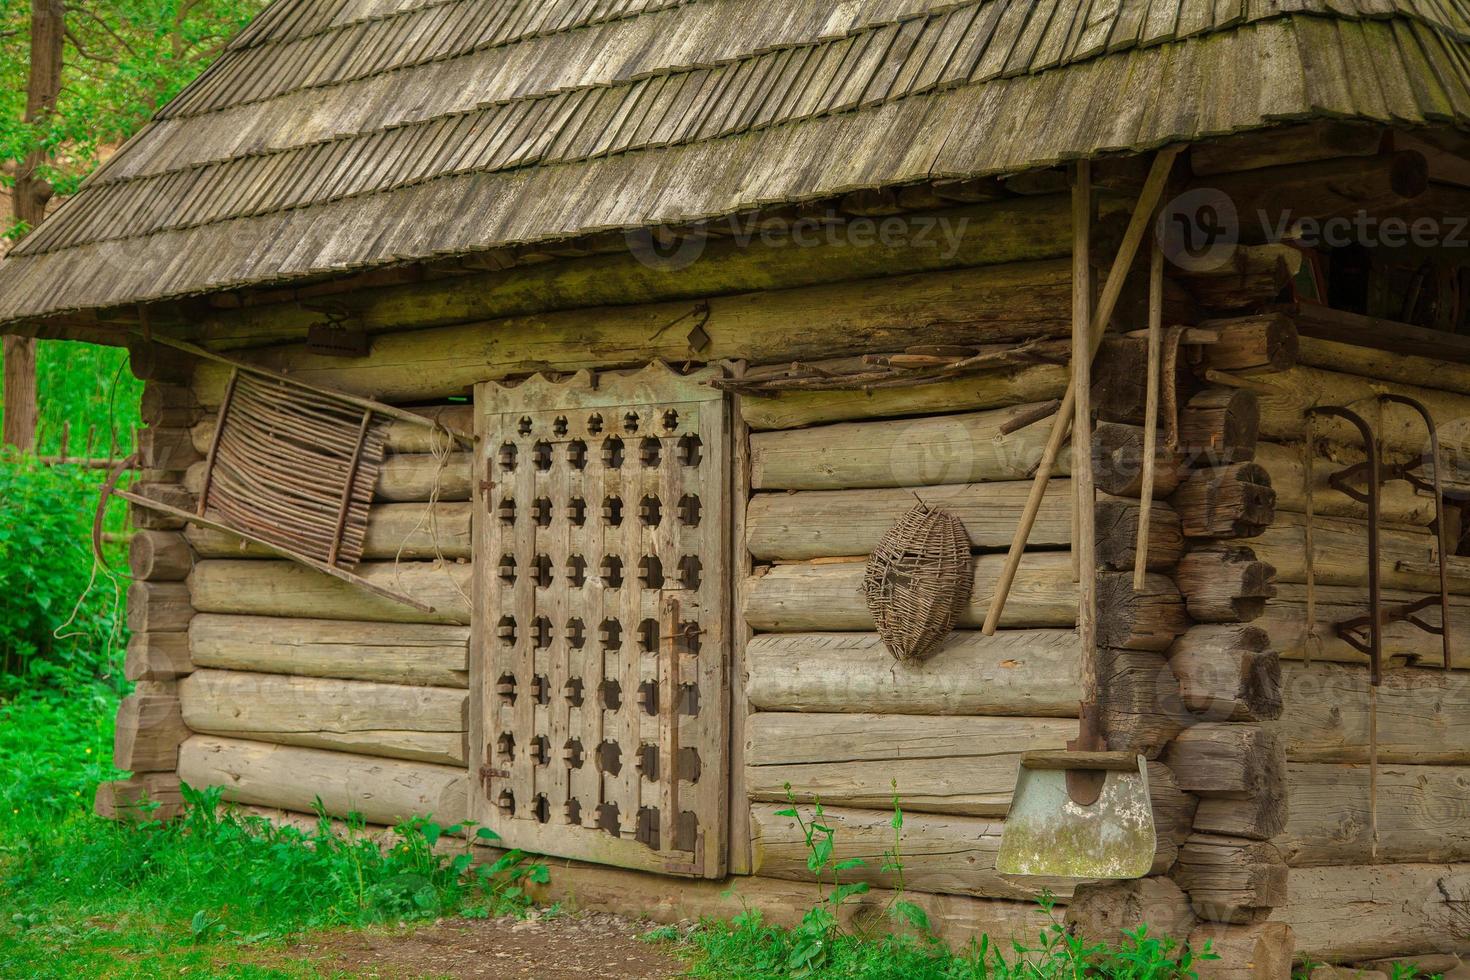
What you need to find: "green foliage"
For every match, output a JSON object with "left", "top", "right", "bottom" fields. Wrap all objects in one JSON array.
[
  {"left": 665, "top": 793, "right": 1216, "bottom": 980},
  {"left": 29, "top": 340, "right": 143, "bottom": 457},
  {"left": 0, "top": 681, "right": 550, "bottom": 977},
  {"left": 0, "top": 338, "right": 141, "bottom": 686},
  {"left": 0, "top": 451, "right": 128, "bottom": 685},
  {"left": 2, "top": 0, "right": 266, "bottom": 235}
]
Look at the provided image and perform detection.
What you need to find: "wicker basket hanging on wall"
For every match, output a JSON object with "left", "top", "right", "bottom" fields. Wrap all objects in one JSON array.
[{"left": 862, "top": 502, "right": 973, "bottom": 662}]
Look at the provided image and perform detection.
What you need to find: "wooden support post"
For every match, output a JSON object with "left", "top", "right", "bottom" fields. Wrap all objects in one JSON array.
[{"left": 984, "top": 146, "right": 1182, "bottom": 635}]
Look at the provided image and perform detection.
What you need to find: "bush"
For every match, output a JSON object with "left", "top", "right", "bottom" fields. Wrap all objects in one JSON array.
[{"left": 0, "top": 453, "right": 127, "bottom": 688}]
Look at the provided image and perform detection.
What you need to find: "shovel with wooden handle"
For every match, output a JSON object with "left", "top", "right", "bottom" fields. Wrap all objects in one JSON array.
[{"left": 997, "top": 159, "right": 1156, "bottom": 880}]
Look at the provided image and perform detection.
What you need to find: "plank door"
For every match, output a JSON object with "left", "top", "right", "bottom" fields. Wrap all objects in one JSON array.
[{"left": 471, "top": 364, "right": 730, "bottom": 878}]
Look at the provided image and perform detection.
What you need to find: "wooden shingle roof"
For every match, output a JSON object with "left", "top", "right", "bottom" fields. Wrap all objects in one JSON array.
[{"left": 3, "top": 0, "right": 1470, "bottom": 324}]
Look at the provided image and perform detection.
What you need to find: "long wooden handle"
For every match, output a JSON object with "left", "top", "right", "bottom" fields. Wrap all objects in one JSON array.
[
  {"left": 1071, "top": 162, "right": 1099, "bottom": 710},
  {"left": 1134, "top": 241, "right": 1165, "bottom": 590},
  {"left": 981, "top": 146, "right": 1182, "bottom": 636}
]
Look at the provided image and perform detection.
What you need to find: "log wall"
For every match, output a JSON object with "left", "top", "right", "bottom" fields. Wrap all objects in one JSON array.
[{"left": 99, "top": 151, "right": 1470, "bottom": 973}]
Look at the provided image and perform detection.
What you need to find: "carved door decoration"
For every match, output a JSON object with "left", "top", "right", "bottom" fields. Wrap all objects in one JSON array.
[{"left": 472, "top": 364, "right": 729, "bottom": 878}]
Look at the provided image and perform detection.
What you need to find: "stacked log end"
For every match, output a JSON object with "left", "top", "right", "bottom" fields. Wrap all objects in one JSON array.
[{"left": 100, "top": 372, "right": 201, "bottom": 821}]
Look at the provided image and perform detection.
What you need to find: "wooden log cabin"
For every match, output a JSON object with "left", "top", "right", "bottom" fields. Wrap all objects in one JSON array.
[{"left": 5, "top": 0, "right": 1470, "bottom": 973}]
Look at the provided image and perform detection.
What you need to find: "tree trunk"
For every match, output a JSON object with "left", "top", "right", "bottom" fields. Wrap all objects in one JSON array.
[{"left": 4, "top": 0, "right": 65, "bottom": 451}]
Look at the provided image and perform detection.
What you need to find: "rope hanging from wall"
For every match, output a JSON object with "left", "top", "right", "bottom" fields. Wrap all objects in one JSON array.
[
  {"left": 111, "top": 333, "right": 474, "bottom": 613},
  {"left": 862, "top": 502, "right": 973, "bottom": 662}
]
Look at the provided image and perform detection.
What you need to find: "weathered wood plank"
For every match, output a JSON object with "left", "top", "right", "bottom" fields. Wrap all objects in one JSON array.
[
  {"left": 188, "top": 613, "right": 468, "bottom": 687},
  {"left": 746, "top": 711, "right": 1073, "bottom": 816},
  {"left": 188, "top": 560, "right": 472, "bottom": 625},
  {"left": 749, "top": 402, "right": 1068, "bottom": 489},
  {"left": 1276, "top": 763, "right": 1470, "bottom": 867},
  {"left": 750, "top": 803, "right": 1077, "bottom": 902},
  {"left": 179, "top": 669, "right": 468, "bottom": 765},
  {"left": 747, "top": 483, "right": 1179, "bottom": 568},
  {"left": 1272, "top": 663, "right": 1470, "bottom": 764},
  {"left": 1269, "top": 864, "right": 1470, "bottom": 962},
  {"left": 193, "top": 261, "right": 1077, "bottom": 405},
  {"left": 185, "top": 502, "right": 471, "bottom": 561},
  {"left": 178, "top": 736, "right": 468, "bottom": 827},
  {"left": 744, "top": 630, "right": 1079, "bottom": 717}
]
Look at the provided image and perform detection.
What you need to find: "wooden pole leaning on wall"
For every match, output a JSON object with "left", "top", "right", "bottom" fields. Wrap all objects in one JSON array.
[
  {"left": 1134, "top": 243, "right": 1165, "bottom": 590},
  {"left": 983, "top": 146, "right": 1183, "bottom": 635},
  {"left": 1072, "top": 161, "right": 1099, "bottom": 725}
]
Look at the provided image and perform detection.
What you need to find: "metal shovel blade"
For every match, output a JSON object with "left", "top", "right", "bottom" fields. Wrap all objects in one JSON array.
[{"left": 996, "top": 754, "right": 1155, "bottom": 878}]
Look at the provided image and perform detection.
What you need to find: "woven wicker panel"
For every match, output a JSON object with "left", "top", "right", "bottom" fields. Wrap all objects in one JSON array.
[
  {"left": 862, "top": 503, "right": 973, "bottom": 662},
  {"left": 202, "top": 371, "right": 385, "bottom": 569}
]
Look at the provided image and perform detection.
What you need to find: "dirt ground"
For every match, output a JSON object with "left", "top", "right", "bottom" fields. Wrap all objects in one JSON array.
[{"left": 279, "top": 911, "right": 688, "bottom": 979}]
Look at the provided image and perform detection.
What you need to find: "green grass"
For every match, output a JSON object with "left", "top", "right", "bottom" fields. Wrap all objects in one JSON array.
[{"left": 0, "top": 677, "right": 547, "bottom": 978}]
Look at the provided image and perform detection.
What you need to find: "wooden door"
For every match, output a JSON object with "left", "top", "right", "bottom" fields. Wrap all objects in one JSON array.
[{"left": 471, "top": 364, "right": 730, "bottom": 878}]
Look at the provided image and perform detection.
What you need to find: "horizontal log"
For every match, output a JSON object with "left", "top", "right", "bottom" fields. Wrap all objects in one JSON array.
[
  {"left": 1096, "top": 573, "right": 1190, "bottom": 652},
  {"left": 189, "top": 613, "right": 469, "bottom": 687},
  {"left": 179, "top": 669, "right": 467, "bottom": 765},
  {"left": 94, "top": 774, "right": 184, "bottom": 822},
  {"left": 184, "top": 453, "right": 472, "bottom": 503},
  {"left": 1098, "top": 648, "right": 1186, "bottom": 757},
  {"left": 741, "top": 364, "right": 1069, "bottom": 431},
  {"left": 744, "top": 630, "right": 1079, "bottom": 717},
  {"left": 188, "top": 560, "right": 472, "bottom": 625},
  {"left": 749, "top": 402, "right": 1068, "bottom": 490},
  {"left": 125, "top": 631, "right": 193, "bottom": 682},
  {"left": 746, "top": 713, "right": 1194, "bottom": 845},
  {"left": 1273, "top": 663, "right": 1470, "bottom": 764},
  {"left": 142, "top": 382, "right": 203, "bottom": 428},
  {"left": 1166, "top": 723, "right": 1287, "bottom": 799},
  {"left": 1195, "top": 151, "right": 1428, "bottom": 245},
  {"left": 1190, "top": 922, "right": 1295, "bottom": 980},
  {"left": 746, "top": 483, "right": 1180, "bottom": 568},
  {"left": 1178, "top": 388, "right": 1259, "bottom": 467},
  {"left": 1197, "top": 313, "right": 1299, "bottom": 376},
  {"left": 1095, "top": 422, "right": 1185, "bottom": 497},
  {"left": 1255, "top": 583, "right": 1466, "bottom": 668},
  {"left": 1189, "top": 121, "right": 1383, "bottom": 176},
  {"left": 1065, "top": 878, "right": 1198, "bottom": 949},
  {"left": 184, "top": 502, "right": 471, "bottom": 561},
  {"left": 138, "top": 425, "right": 201, "bottom": 471},
  {"left": 1175, "top": 834, "right": 1289, "bottom": 923},
  {"left": 746, "top": 711, "right": 1073, "bottom": 817},
  {"left": 1168, "top": 625, "right": 1282, "bottom": 723},
  {"left": 197, "top": 195, "right": 1096, "bottom": 349},
  {"left": 193, "top": 260, "right": 1077, "bottom": 404},
  {"left": 525, "top": 859, "right": 1052, "bottom": 952},
  {"left": 744, "top": 554, "right": 1075, "bottom": 632},
  {"left": 115, "top": 694, "right": 187, "bottom": 773},
  {"left": 750, "top": 803, "right": 1076, "bottom": 901},
  {"left": 1269, "top": 863, "right": 1470, "bottom": 962},
  {"left": 127, "top": 581, "right": 193, "bottom": 633},
  {"left": 1298, "top": 333, "right": 1470, "bottom": 399},
  {"left": 190, "top": 405, "right": 475, "bottom": 457},
  {"left": 1176, "top": 545, "right": 1277, "bottom": 623},
  {"left": 129, "top": 482, "right": 195, "bottom": 530},
  {"left": 178, "top": 735, "right": 468, "bottom": 827},
  {"left": 1276, "top": 762, "right": 1470, "bottom": 867},
  {"left": 130, "top": 530, "right": 193, "bottom": 581},
  {"left": 1255, "top": 441, "right": 1438, "bottom": 527},
  {"left": 1254, "top": 363, "right": 1470, "bottom": 468},
  {"left": 744, "top": 558, "right": 1180, "bottom": 646},
  {"left": 1171, "top": 463, "right": 1276, "bottom": 539},
  {"left": 1250, "top": 512, "right": 1454, "bottom": 594}
]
